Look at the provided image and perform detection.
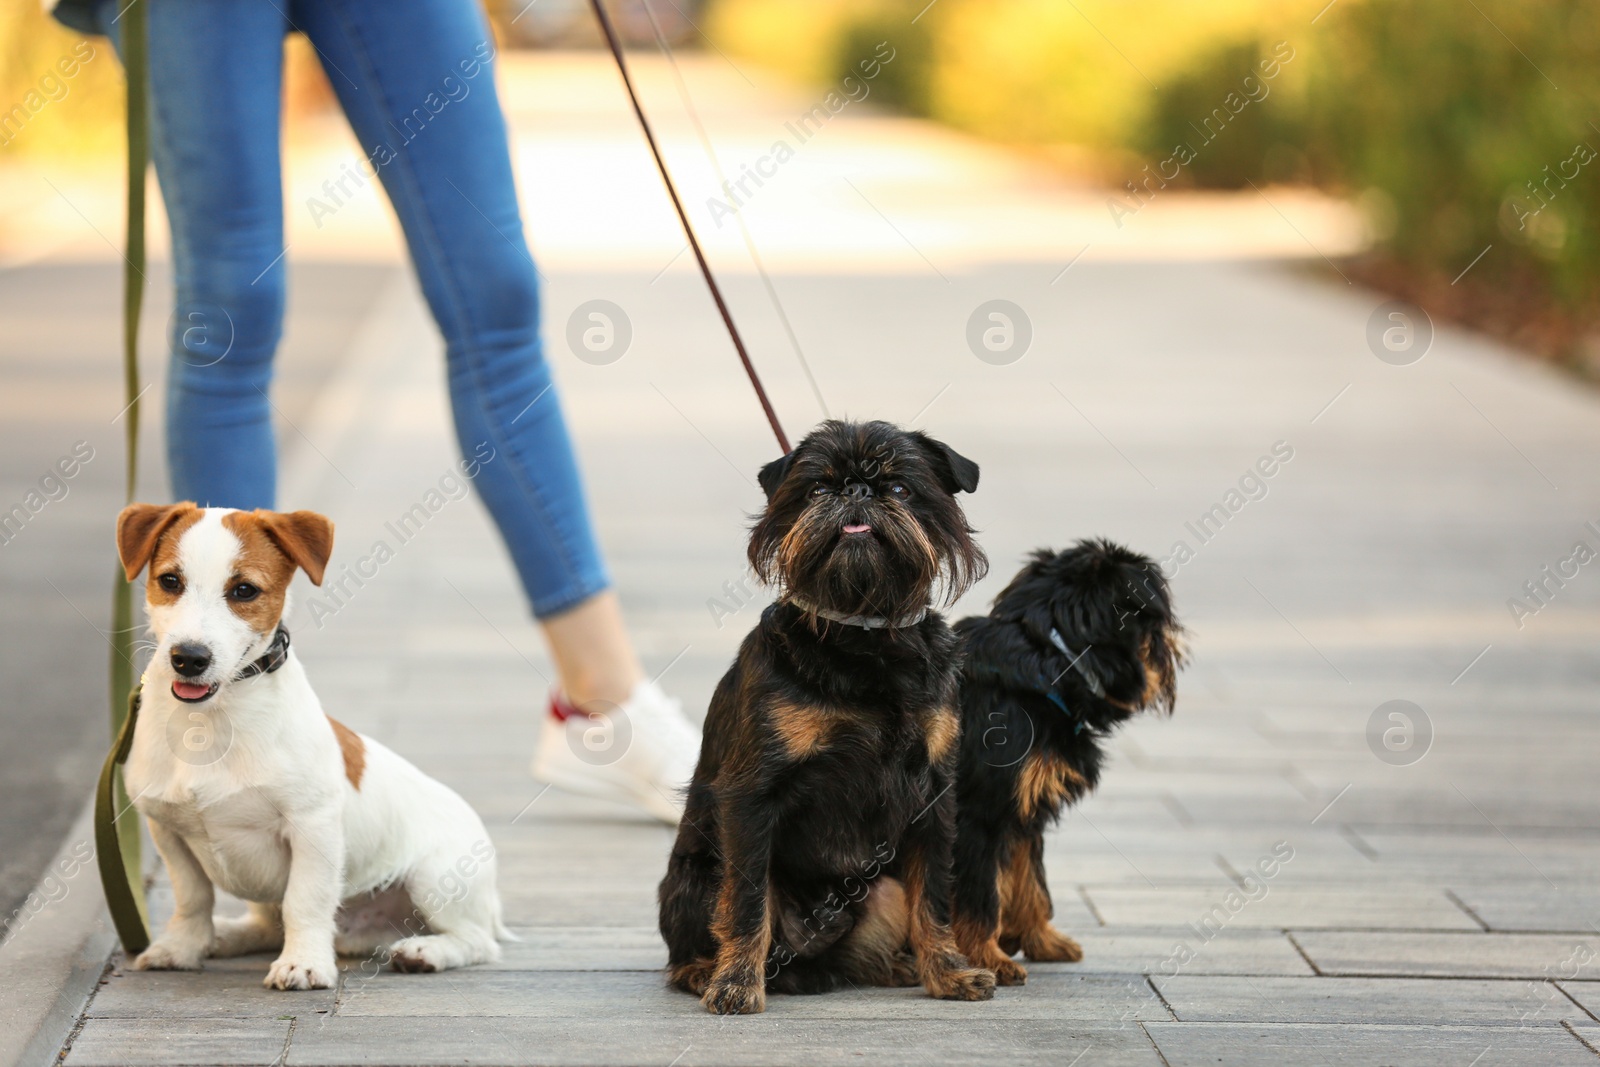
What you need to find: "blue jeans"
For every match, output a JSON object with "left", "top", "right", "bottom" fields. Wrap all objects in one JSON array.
[{"left": 88, "top": 0, "right": 608, "bottom": 617}]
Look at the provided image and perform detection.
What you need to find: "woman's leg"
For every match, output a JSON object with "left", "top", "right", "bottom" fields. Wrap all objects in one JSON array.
[
  {"left": 289, "top": 0, "right": 604, "bottom": 613},
  {"left": 101, "top": 0, "right": 290, "bottom": 510},
  {"left": 540, "top": 592, "right": 643, "bottom": 709},
  {"left": 292, "top": 0, "right": 694, "bottom": 817}
]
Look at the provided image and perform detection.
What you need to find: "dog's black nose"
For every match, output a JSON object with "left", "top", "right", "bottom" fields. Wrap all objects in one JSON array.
[
  {"left": 842, "top": 480, "right": 873, "bottom": 501},
  {"left": 170, "top": 643, "right": 212, "bottom": 678}
]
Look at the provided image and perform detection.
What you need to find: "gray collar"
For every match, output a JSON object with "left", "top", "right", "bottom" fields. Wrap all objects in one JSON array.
[
  {"left": 1048, "top": 627, "right": 1105, "bottom": 696},
  {"left": 787, "top": 596, "right": 928, "bottom": 630}
]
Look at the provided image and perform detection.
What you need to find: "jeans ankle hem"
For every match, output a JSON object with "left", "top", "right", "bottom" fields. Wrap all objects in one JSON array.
[{"left": 529, "top": 576, "right": 612, "bottom": 621}]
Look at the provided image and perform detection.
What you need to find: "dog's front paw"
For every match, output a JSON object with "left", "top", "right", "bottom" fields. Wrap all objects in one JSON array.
[
  {"left": 132, "top": 939, "right": 206, "bottom": 971},
  {"left": 264, "top": 953, "right": 337, "bottom": 990},
  {"left": 702, "top": 976, "right": 766, "bottom": 1015},
  {"left": 962, "top": 937, "right": 1027, "bottom": 985},
  {"left": 928, "top": 966, "right": 997, "bottom": 1001},
  {"left": 991, "top": 955, "right": 1028, "bottom": 986},
  {"left": 1023, "top": 925, "right": 1083, "bottom": 963}
]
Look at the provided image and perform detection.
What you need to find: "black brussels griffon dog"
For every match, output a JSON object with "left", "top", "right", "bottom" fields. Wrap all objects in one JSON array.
[
  {"left": 951, "top": 540, "right": 1183, "bottom": 986},
  {"left": 659, "top": 420, "right": 995, "bottom": 1015}
]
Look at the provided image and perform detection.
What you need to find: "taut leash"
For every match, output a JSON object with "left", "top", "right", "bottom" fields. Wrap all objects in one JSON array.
[
  {"left": 586, "top": 0, "right": 791, "bottom": 455},
  {"left": 96, "top": 0, "right": 152, "bottom": 954}
]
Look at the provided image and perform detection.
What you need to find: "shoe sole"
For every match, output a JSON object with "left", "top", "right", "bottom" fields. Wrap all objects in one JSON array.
[{"left": 531, "top": 758, "right": 683, "bottom": 824}]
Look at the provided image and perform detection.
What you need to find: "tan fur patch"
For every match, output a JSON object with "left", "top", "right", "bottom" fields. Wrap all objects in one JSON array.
[
  {"left": 904, "top": 852, "right": 994, "bottom": 999},
  {"left": 997, "top": 839, "right": 1048, "bottom": 944},
  {"left": 997, "top": 838, "right": 1081, "bottom": 964},
  {"left": 954, "top": 909, "right": 1026, "bottom": 987},
  {"left": 218, "top": 511, "right": 300, "bottom": 633},
  {"left": 769, "top": 701, "right": 836, "bottom": 760},
  {"left": 710, "top": 876, "right": 774, "bottom": 949},
  {"left": 921, "top": 706, "right": 960, "bottom": 766},
  {"left": 1142, "top": 630, "right": 1182, "bottom": 710},
  {"left": 138, "top": 506, "right": 206, "bottom": 602},
  {"left": 669, "top": 957, "right": 716, "bottom": 994},
  {"left": 833, "top": 877, "right": 915, "bottom": 986},
  {"left": 1015, "top": 752, "right": 1088, "bottom": 822},
  {"left": 328, "top": 717, "right": 366, "bottom": 790},
  {"left": 847, "top": 877, "right": 909, "bottom": 959},
  {"left": 707, "top": 880, "right": 774, "bottom": 1013}
]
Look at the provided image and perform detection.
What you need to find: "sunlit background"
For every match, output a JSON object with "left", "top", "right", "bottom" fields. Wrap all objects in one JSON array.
[{"left": 5, "top": 0, "right": 1598, "bottom": 363}]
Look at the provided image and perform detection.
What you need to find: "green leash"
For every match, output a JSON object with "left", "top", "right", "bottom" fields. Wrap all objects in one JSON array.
[{"left": 95, "top": 0, "right": 152, "bottom": 955}]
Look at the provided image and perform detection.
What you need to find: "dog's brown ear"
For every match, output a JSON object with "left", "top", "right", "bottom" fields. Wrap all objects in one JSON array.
[
  {"left": 256, "top": 509, "right": 335, "bottom": 586},
  {"left": 116, "top": 503, "right": 199, "bottom": 581}
]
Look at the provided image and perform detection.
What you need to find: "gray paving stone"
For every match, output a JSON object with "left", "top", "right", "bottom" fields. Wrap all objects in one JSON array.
[
  {"left": 285, "top": 1018, "right": 1164, "bottom": 1066},
  {"left": 1084, "top": 885, "right": 1478, "bottom": 930},
  {"left": 1353, "top": 830, "right": 1600, "bottom": 886},
  {"left": 1453, "top": 886, "right": 1600, "bottom": 932},
  {"left": 334, "top": 968, "right": 1170, "bottom": 1022},
  {"left": 1152, "top": 974, "right": 1550, "bottom": 1025},
  {"left": 1054, "top": 929, "right": 1315, "bottom": 977},
  {"left": 1292, "top": 930, "right": 1600, "bottom": 978},
  {"left": 1555, "top": 981, "right": 1600, "bottom": 1018},
  {"left": 1567, "top": 1021, "right": 1600, "bottom": 1056},
  {"left": 1143, "top": 1022, "right": 1599, "bottom": 1066},
  {"left": 87, "top": 966, "right": 338, "bottom": 1019},
  {"left": 65, "top": 1018, "right": 292, "bottom": 1067},
  {"left": 488, "top": 927, "right": 666, "bottom": 971}
]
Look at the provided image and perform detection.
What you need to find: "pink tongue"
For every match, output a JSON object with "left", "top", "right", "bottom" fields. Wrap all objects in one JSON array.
[
  {"left": 843, "top": 523, "right": 872, "bottom": 534},
  {"left": 172, "top": 681, "right": 211, "bottom": 700}
]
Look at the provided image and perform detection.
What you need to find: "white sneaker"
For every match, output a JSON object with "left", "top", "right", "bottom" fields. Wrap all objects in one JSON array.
[{"left": 531, "top": 680, "right": 701, "bottom": 823}]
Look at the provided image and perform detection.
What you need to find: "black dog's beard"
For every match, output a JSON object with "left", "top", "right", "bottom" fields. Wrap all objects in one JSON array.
[{"left": 773, "top": 497, "right": 941, "bottom": 621}]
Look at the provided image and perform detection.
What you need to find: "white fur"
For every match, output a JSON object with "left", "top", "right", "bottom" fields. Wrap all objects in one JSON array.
[{"left": 125, "top": 508, "right": 508, "bottom": 989}]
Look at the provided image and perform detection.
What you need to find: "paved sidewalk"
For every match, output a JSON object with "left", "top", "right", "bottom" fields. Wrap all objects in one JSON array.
[{"left": 21, "top": 53, "right": 1600, "bottom": 1067}]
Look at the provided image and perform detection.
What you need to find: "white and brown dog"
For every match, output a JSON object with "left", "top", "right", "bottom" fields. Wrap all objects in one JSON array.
[{"left": 116, "top": 502, "right": 509, "bottom": 990}]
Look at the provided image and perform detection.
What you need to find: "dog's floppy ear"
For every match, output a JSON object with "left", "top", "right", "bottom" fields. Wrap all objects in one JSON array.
[
  {"left": 912, "top": 433, "right": 980, "bottom": 495},
  {"left": 116, "top": 502, "right": 198, "bottom": 580},
  {"left": 757, "top": 451, "right": 795, "bottom": 501},
  {"left": 255, "top": 509, "right": 335, "bottom": 586}
]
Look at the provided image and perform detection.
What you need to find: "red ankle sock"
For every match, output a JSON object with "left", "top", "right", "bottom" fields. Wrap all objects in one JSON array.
[{"left": 549, "top": 691, "right": 583, "bottom": 722}]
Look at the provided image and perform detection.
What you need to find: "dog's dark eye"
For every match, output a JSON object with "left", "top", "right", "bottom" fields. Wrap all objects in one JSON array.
[
  {"left": 888, "top": 483, "right": 909, "bottom": 498},
  {"left": 811, "top": 485, "right": 832, "bottom": 497},
  {"left": 157, "top": 573, "right": 181, "bottom": 593},
  {"left": 230, "top": 583, "right": 260, "bottom": 602}
]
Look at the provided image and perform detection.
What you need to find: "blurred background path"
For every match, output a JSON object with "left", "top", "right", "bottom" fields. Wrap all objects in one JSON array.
[{"left": 3, "top": 40, "right": 1600, "bottom": 1067}]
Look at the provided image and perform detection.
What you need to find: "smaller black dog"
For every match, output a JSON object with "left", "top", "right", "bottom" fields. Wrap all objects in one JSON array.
[{"left": 951, "top": 540, "right": 1183, "bottom": 985}]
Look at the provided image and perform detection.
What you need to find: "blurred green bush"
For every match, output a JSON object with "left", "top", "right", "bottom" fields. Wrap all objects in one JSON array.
[
  {"left": 709, "top": 0, "right": 1600, "bottom": 347},
  {"left": 1301, "top": 0, "right": 1599, "bottom": 317}
]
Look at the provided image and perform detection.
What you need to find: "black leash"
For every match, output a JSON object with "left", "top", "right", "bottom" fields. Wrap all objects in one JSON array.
[{"left": 586, "top": 0, "right": 791, "bottom": 455}]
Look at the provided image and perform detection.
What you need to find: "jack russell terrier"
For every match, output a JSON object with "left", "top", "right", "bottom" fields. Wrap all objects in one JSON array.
[{"left": 115, "top": 502, "right": 509, "bottom": 989}]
